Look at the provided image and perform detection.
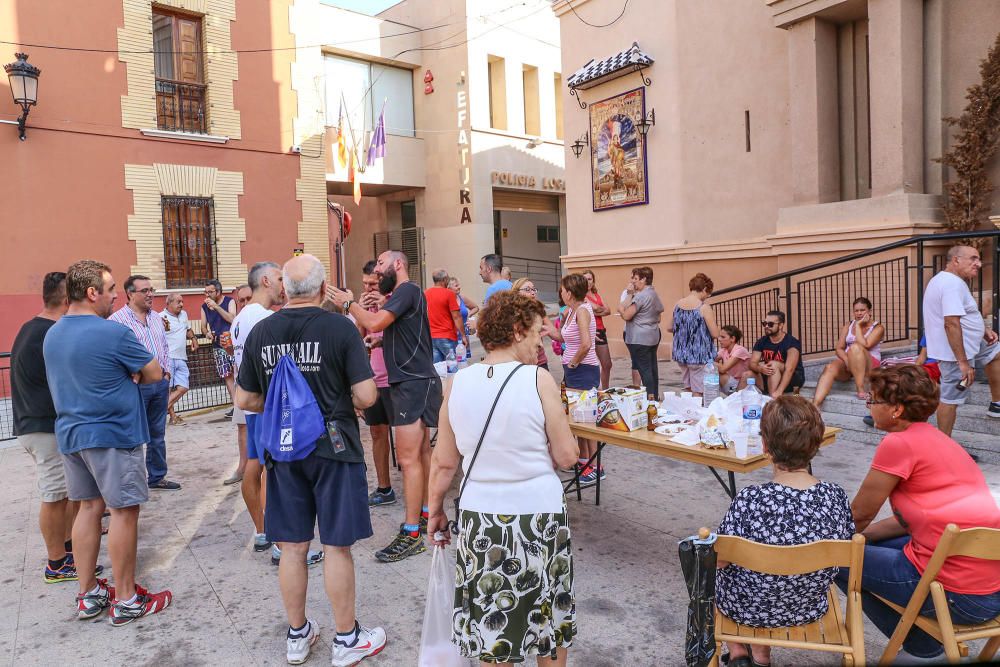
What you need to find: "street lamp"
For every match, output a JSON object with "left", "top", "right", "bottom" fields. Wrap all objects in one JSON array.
[
  {"left": 4, "top": 52, "right": 40, "bottom": 141},
  {"left": 636, "top": 109, "right": 656, "bottom": 137},
  {"left": 570, "top": 132, "right": 589, "bottom": 159}
]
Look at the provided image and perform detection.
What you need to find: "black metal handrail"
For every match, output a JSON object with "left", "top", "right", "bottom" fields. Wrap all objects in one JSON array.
[
  {"left": 710, "top": 229, "right": 1000, "bottom": 356},
  {"left": 1, "top": 352, "right": 12, "bottom": 442},
  {"left": 503, "top": 255, "right": 562, "bottom": 295}
]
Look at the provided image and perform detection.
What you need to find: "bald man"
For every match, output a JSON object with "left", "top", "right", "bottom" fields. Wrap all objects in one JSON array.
[
  {"left": 327, "top": 250, "right": 442, "bottom": 564},
  {"left": 922, "top": 244, "right": 1000, "bottom": 435},
  {"left": 236, "top": 254, "right": 383, "bottom": 666}
]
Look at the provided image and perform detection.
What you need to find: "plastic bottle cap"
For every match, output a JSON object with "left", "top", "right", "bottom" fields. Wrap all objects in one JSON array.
[{"left": 746, "top": 378, "right": 755, "bottom": 385}]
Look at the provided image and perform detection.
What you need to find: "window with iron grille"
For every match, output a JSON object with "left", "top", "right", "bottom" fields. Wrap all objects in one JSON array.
[
  {"left": 152, "top": 9, "right": 207, "bottom": 133},
  {"left": 162, "top": 197, "right": 216, "bottom": 288}
]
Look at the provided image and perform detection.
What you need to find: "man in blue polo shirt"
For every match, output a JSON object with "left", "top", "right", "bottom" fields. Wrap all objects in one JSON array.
[
  {"left": 479, "top": 253, "right": 512, "bottom": 304},
  {"left": 44, "top": 260, "right": 173, "bottom": 627}
]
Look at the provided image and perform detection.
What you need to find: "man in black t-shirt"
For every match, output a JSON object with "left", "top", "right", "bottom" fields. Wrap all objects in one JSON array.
[
  {"left": 236, "top": 254, "right": 385, "bottom": 665},
  {"left": 327, "top": 249, "right": 443, "bottom": 564},
  {"left": 747, "top": 310, "right": 805, "bottom": 397},
  {"left": 11, "top": 272, "right": 95, "bottom": 584}
]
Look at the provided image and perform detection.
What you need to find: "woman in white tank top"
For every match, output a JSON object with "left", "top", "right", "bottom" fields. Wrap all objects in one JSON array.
[
  {"left": 427, "top": 290, "right": 579, "bottom": 667},
  {"left": 813, "top": 297, "right": 886, "bottom": 407}
]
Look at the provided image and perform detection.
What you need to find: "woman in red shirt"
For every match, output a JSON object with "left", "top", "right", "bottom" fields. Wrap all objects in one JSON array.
[
  {"left": 583, "top": 270, "right": 613, "bottom": 389},
  {"left": 844, "top": 365, "right": 1000, "bottom": 662}
]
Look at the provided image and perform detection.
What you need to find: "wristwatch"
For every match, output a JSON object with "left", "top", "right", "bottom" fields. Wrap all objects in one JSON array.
[{"left": 342, "top": 300, "right": 354, "bottom": 315}]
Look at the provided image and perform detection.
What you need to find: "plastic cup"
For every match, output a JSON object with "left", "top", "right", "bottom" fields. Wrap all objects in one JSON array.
[
  {"left": 680, "top": 391, "right": 693, "bottom": 399},
  {"left": 732, "top": 432, "right": 749, "bottom": 458}
]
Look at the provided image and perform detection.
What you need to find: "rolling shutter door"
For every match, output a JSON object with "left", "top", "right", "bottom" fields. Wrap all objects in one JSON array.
[{"left": 492, "top": 190, "right": 559, "bottom": 213}]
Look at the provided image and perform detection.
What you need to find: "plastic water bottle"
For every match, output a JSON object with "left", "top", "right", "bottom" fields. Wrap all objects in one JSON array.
[
  {"left": 446, "top": 350, "right": 458, "bottom": 374},
  {"left": 741, "top": 378, "right": 763, "bottom": 435},
  {"left": 702, "top": 360, "right": 720, "bottom": 407},
  {"left": 455, "top": 341, "right": 467, "bottom": 368}
]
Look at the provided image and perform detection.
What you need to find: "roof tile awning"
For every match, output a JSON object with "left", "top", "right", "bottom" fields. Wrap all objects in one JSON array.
[{"left": 566, "top": 42, "right": 654, "bottom": 91}]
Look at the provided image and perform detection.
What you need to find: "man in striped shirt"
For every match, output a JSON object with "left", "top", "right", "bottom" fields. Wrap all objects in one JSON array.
[{"left": 109, "top": 276, "right": 180, "bottom": 490}]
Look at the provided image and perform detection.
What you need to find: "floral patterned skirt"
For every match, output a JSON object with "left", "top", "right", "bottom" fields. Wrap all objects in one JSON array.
[{"left": 453, "top": 508, "right": 576, "bottom": 663}]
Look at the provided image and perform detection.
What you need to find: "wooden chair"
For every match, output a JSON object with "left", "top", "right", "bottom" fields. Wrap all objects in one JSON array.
[
  {"left": 708, "top": 531, "right": 866, "bottom": 666},
  {"left": 876, "top": 524, "right": 1000, "bottom": 665}
]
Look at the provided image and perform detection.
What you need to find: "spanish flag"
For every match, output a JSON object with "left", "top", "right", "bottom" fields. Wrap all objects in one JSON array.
[{"left": 336, "top": 100, "right": 348, "bottom": 169}]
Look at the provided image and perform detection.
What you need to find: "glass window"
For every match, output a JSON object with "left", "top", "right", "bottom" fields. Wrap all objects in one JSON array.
[{"left": 325, "top": 55, "right": 414, "bottom": 138}]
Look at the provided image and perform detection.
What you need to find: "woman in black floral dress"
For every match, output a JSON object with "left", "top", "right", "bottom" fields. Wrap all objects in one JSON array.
[{"left": 716, "top": 396, "right": 855, "bottom": 667}]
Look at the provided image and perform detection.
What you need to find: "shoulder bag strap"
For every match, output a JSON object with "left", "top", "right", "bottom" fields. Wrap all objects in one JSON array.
[{"left": 455, "top": 363, "right": 525, "bottom": 509}]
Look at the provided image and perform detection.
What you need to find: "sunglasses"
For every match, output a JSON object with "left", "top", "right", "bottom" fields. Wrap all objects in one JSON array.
[{"left": 761, "top": 321, "right": 778, "bottom": 328}]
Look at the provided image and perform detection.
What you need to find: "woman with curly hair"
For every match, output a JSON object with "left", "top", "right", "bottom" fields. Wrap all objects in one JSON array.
[
  {"left": 843, "top": 365, "right": 1000, "bottom": 663},
  {"left": 427, "top": 290, "right": 579, "bottom": 666}
]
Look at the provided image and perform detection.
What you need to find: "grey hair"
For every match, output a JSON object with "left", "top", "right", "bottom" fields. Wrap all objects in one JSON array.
[
  {"left": 947, "top": 245, "right": 974, "bottom": 261},
  {"left": 432, "top": 268, "right": 449, "bottom": 284},
  {"left": 248, "top": 261, "right": 280, "bottom": 290},
  {"left": 384, "top": 249, "right": 409, "bottom": 269},
  {"left": 165, "top": 293, "right": 183, "bottom": 305},
  {"left": 283, "top": 256, "right": 325, "bottom": 298},
  {"left": 481, "top": 253, "right": 503, "bottom": 273}
]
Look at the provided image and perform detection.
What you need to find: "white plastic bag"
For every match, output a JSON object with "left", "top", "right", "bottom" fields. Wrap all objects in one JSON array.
[{"left": 418, "top": 546, "right": 467, "bottom": 667}]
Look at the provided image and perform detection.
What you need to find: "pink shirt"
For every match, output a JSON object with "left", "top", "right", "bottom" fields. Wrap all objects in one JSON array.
[
  {"left": 871, "top": 422, "right": 1000, "bottom": 594},
  {"left": 109, "top": 306, "right": 173, "bottom": 376},
  {"left": 718, "top": 344, "right": 750, "bottom": 379},
  {"left": 561, "top": 301, "right": 599, "bottom": 367}
]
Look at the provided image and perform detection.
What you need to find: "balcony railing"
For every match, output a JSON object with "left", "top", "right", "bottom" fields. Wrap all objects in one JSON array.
[{"left": 155, "top": 78, "right": 207, "bottom": 134}]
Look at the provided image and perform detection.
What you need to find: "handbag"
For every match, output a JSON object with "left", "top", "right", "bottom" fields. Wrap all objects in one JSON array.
[{"left": 448, "top": 363, "right": 525, "bottom": 535}]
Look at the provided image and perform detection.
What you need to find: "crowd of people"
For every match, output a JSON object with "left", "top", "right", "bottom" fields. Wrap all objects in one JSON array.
[{"left": 7, "top": 244, "right": 1000, "bottom": 665}]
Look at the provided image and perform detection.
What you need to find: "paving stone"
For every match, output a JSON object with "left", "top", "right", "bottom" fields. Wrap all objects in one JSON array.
[{"left": 2, "top": 355, "right": 998, "bottom": 665}]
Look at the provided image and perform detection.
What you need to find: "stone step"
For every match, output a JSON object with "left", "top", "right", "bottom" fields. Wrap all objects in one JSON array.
[
  {"left": 803, "top": 389, "right": 1000, "bottom": 437},
  {"left": 819, "top": 411, "right": 1000, "bottom": 466},
  {"left": 802, "top": 375, "right": 996, "bottom": 405}
]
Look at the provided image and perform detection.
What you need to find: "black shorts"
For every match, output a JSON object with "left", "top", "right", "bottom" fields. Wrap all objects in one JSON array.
[
  {"left": 389, "top": 377, "right": 443, "bottom": 427},
  {"left": 362, "top": 387, "right": 393, "bottom": 427},
  {"left": 595, "top": 328, "right": 609, "bottom": 346},
  {"left": 265, "top": 453, "right": 372, "bottom": 547},
  {"left": 785, "top": 367, "right": 806, "bottom": 393}
]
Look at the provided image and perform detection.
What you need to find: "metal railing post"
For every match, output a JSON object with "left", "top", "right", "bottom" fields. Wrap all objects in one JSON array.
[
  {"left": 994, "top": 235, "right": 1000, "bottom": 333},
  {"left": 916, "top": 240, "right": 925, "bottom": 342},
  {"left": 784, "top": 275, "right": 794, "bottom": 337}
]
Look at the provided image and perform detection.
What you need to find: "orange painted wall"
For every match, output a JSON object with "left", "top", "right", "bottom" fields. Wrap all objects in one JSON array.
[{"left": 0, "top": 0, "right": 305, "bottom": 351}]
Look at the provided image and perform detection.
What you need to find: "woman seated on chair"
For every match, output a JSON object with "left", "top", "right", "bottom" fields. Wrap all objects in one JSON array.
[
  {"left": 812, "top": 297, "right": 885, "bottom": 407},
  {"left": 716, "top": 396, "right": 854, "bottom": 667},
  {"left": 845, "top": 365, "right": 1000, "bottom": 663}
]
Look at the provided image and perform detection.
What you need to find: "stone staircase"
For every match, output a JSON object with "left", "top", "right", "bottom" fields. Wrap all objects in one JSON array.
[{"left": 799, "top": 357, "right": 999, "bottom": 465}]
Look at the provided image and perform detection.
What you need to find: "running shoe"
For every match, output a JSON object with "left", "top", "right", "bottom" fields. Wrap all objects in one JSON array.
[
  {"left": 989, "top": 402, "right": 1000, "bottom": 419},
  {"left": 47, "top": 555, "right": 104, "bottom": 584},
  {"left": 331, "top": 622, "right": 387, "bottom": 667},
  {"left": 225, "top": 408, "right": 234, "bottom": 419},
  {"left": 286, "top": 618, "right": 319, "bottom": 665},
  {"left": 109, "top": 584, "right": 173, "bottom": 627},
  {"left": 577, "top": 467, "right": 599, "bottom": 488},
  {"left": 271, "top": 545, "right": 325, "bottom": 566},
  {"left": 374, "top": 528, "right": 425, "bottom": 563},
  {"left": 77, "top": 578, "right": 115, "bottom": 620},
  {"left": 367, "top": 488, "right": 397, "bottom": 507},
  {"left": 862, "top": 415, "right": 875, "bottom": 427},
  {"left": 253, "top": 533, "right": 272, "bottom": 552}
]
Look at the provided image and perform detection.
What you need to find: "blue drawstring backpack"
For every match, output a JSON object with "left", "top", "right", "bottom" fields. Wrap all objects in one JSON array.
[{"left": 260, "top": 355, "right": 325, "bottom": 462}]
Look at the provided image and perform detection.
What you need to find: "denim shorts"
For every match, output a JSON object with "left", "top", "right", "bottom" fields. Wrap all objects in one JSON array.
[
  {"left": 563, "top": 363, "right": 600, "bottom": 390},
  {"left": 170, "top": 358, "right": 190, "bottom": 389},
  {"left": 432, "top": 337, "right": 458, "bottom": 363},
  {"left": 265, "top": 453, "right": 372, "bottom": 546}
]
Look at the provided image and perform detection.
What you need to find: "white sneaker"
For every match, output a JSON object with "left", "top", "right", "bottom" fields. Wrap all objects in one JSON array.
[
  {"left": 286, "top": 619, "right": 319, "bottom": 665},
  {"left": 330, "top": 622, "right": 387, "bottom": 666}
]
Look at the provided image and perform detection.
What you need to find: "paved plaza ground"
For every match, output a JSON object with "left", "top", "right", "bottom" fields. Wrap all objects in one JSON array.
[{"left": 1, "top": 359, "right": 998, "bottom": 666}]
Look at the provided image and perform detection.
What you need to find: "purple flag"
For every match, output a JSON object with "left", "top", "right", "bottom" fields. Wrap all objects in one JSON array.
[{"left": 367, "top": 106, "right": 386, "bottom": 166}]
